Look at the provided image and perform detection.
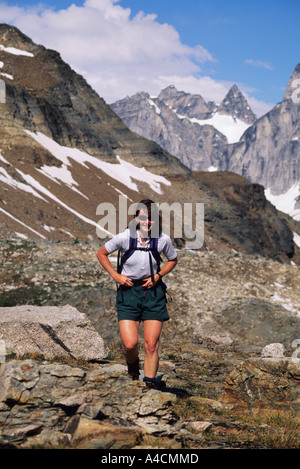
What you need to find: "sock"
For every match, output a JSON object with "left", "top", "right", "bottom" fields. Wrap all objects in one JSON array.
[{"left": 143, "top": 376, "right": 157, "bottom": 383}]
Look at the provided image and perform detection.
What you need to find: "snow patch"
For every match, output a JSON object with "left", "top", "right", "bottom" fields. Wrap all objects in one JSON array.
[
  {"left": 25, "top": 130, "right": 171, "bottom": 194},
  {"left": 147, "top": 98, "right": 161, "bottom": 115},
  {"left": 293, "top": 231, "right": 300, "bottom": 248},
  {"left": 177, "top": 112, "right": 250, "bottom": 144},
  {"left": 36, "top": 164, "right": 89, "bottom": 199},
  {"left": 0, "top": 153, "right": 10, "bottom": 165},
  {"left": 107, "top": 183, "right": 133, "bottom": 201},
  {"left": 0, "top": 72, "right": 13, "bottom": 80},
  {"left": 15, "top": 168, "right": 113, "bottom": 237},
  {"left": 265, "top": 183, "right": 300, "bottom": 221},
  {"left": 60, "top": 229, "right": 75, "bottom": 238},
  {"left": 271, "top": 292, "right": 299, "bottom": 316},
  {"left": 0, "top": 165, "right": 47, "bottom": 202},
  {"left": 0, "top": 206, "right": 46, "bottom": 239},
  {"left": 43, "top": 224, "right": 55, "bottom": 232},
  {"left": 14, "top": 232, "right": 28, "bottom": 239},
  {"left": 0, "top": 45, "right": 34, "bottom": 57}
]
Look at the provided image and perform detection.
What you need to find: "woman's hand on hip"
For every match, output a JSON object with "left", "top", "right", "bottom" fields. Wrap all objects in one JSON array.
[
  {"left": 114, "top": 274, "right": 134, "bottom": 287},
  {"left": 142, "top": 274, "right": 159, "bottom": 289}
]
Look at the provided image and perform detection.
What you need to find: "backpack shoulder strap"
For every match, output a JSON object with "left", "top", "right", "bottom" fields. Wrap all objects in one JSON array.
[
  {"left": 117, "top": 235, "right": 137, "bottom": 274},
  {"left": 149, "top": 237, "right": 163, "bottom": 266}
]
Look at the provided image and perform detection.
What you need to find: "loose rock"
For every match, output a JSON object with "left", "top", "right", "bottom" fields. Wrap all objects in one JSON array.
[
  {"left": 261, "top": 343, "right": 285, "bottom": 359},
  {"left": 0, "top": 304, "right": 109, "bottom": 361}
]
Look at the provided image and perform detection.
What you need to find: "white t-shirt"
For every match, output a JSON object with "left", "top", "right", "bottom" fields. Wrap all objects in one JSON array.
[{"left": 105, "top": 228, "right": 177, "bottom": 280}]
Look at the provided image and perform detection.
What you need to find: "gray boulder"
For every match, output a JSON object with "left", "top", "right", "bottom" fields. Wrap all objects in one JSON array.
[{"left": 0, "top": 304, "right": 109, "bottom": 361}]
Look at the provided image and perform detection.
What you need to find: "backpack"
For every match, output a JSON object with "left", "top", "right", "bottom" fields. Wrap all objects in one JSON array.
[
  {"left": 117, "top": 235, "right": 163, "bottom": 284},
  {"left": 116, "top": 234, "right": 171, "bottom": 301}
]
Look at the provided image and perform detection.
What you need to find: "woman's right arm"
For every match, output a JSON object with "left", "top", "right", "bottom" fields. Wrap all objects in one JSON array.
[{"left": 96, "top": 245, "right": 134, "bottom": 287}]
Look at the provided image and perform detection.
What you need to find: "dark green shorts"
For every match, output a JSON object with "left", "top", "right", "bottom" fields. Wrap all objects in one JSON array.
[{"left": 116, "top": 284, "right": 169, "bottom": 322}]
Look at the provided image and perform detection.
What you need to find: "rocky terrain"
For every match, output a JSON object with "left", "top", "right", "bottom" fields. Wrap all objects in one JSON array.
[{"left": 0, "top": 238, "right": 299, "bottom": 449}]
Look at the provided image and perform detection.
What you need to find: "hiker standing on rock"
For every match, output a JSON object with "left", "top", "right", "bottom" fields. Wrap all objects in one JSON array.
[{"left": 96, "top": 199, "right": 177, "bottom": 389}]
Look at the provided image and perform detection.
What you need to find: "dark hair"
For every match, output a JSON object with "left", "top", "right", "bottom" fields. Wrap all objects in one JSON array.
[{"left": 132, "top": 199, "right": 162, "bottom": 236}]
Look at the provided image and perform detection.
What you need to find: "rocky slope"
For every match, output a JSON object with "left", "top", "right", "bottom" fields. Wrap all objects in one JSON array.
[
  {"left": 0, "top": 238, "right": 299, "bottom": 449},
  {"left": 0, "top": 24, "right": 186, "bottom": 239},
  {"left": 0, "top": 24, "right": 298, "bottom": 263},
  {"left": 111, "top": 84, "right": 256, "bottom": 171}
]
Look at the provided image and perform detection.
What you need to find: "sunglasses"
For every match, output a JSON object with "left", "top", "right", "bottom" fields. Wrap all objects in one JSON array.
[{"left": 138, "top": 215, "right": 156, "bottom": 222}]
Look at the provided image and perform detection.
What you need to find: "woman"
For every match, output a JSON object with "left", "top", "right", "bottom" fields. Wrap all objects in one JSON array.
[{"left": 96, "top": 199, "right": 177, "bottom": 389}]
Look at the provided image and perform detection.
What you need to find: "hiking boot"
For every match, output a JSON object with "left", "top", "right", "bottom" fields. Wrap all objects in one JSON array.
[
  {"left": 143, "top": 376, "right": 160, "bottom": 390},
  {"left": 144, "top": 380, "right": 156, "bottom": 390},
  {"left": 143, "top": 375, "right": 166, "bottom": 391},
  {"left": 127, "top": 358, "right": 140, "bottom": 380}
]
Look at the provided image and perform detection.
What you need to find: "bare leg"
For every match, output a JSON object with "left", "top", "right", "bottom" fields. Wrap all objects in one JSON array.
[
  {"left": 143, "top": 320, "right": 163, "bottom": 378},
  {"left": 118, "top": 320, "right": 140, "bottom": 364}
]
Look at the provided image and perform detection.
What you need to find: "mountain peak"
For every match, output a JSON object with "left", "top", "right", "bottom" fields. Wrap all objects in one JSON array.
[
  {"left": 0, "top": 23, "right": 36, "bottom": 51},
  {"left": 218, "top": 84, "right": 256, "bottom": 124},
  {"left": 156, "top": 85, "right": 211, "bottom": 119},
  {"left": 283, "top": 63, "right": 300, "bottom": 101},
  {"left": 158, "top": 85, "right": 187, "bottom": 101},
  {"left": 158, "top": 85, "right": 208, "bottom": 104}
]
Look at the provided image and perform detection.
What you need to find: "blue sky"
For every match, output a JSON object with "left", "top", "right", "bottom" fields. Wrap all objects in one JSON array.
[
  {"left": 1, "top": 0, "right": 299, "bottom": 116},
  {"left": 127, "top": 0, "right": 300, "bottom": 102}
]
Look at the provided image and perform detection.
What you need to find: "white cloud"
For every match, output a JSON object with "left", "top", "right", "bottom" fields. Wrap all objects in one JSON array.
[
  {"left": 244, "top": 59, "right": 274, "bottom": 71},
  {"left": 243, "top": 95, "right": 274, "bottom": 118},
  {"left": 0, "top": 0, "right": 273, "bottom": 116},
  {"left": 1, "top": 0, "right": 213, "bottom": 100}
]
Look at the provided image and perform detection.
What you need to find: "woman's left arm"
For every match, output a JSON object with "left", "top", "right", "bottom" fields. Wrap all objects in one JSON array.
[{"left": 157, "top": 258, "right": 177, "bottom": 279}]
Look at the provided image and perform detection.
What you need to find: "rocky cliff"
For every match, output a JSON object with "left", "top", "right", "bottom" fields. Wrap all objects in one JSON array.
[
  {"left": 1, "top": 348, "right": 299, "bottom": 450},
  {"left": 224, "top": 63, "right": 300, "bottom": 221},
  {"left": 226, "top": 63, "right": 300, "bottom": 193},
  {"left": 111, "top": 84, "right": 256, "bottom": 171}
]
